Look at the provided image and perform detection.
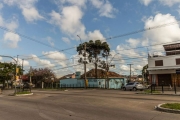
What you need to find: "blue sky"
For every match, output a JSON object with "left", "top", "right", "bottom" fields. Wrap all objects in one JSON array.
[{"left": 1, "top": 0, "right": 180, "bottom": 77}]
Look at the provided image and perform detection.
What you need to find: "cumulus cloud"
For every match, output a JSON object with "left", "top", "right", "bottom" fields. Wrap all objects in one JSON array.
[
  {"left": 116, "top": 44, "right": 141, "bottom": 58},
  {"left": 140, "top": 0, "right": 180, "bottom": 6},
  {"left": 143, "top": 13, "right": 180, "bottom": 51},
  {"left": 3, "top": 32, "right": 21, "bottom": 48},
  {"left": 0, "top": 15, "right": 21, "bottom": 48},
  {"left": 56, "top": 0, "right": 87, "bottom": 7},
  {"left": 139, "top": 0, "right": 153, "bottom": 6},
  {"left": 88, "top": 30, "right": 105, "bottom": 41},
  {"left": 120, "top": 65, "right": 129, "bottom": 71},
  {"left": 62, "top": 37, "right": 70, "bottom": 44},
  {"left": 126, "top": 38, "right": 140, "bottom": 48},
  {"left": 31, "top": 54, "right": 55, "bottom": 67},
  {"left": 42, "top": 51, "right": 67, "bottom": 67},
  {"left": 158, "top": 0, "right": 180, "bottom": 6},
  {"left": 90, "top": 0, "right": 117, "bottom": 18},
  {"left": 3, "top": 0, "right": 43, "bottom": 22},
  {"left": 17, "top": 59, "right": 29, "bottom": 66},
  {"left": 49, "top": 4, "right": 105, "bottom": 42},
  {"left": 46, "top": 36, "right": 54, "bottom": 47},
  {"left": 0, "top": 3, "right": 3, "bottom": 9}
]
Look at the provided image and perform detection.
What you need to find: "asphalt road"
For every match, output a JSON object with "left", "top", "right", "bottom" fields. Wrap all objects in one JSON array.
[{"left": 0, "top": 89, "right": 180, "bottom": 120}]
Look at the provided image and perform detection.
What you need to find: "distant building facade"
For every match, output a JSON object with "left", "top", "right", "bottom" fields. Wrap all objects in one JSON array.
[
  {"left": 59, "top": 69, "right": 127, "bottom": 89},
  {"left": 148, "top": 43, "right": 180, "bottom": 86}
]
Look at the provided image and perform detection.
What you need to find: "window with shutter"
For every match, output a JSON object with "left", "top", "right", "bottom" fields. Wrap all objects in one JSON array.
[
  {"left": 155, "top": 60, "right": 163, "bottom": 66},
  {"left": 176, "top": 58, "right": 180, "bottom": 65}
]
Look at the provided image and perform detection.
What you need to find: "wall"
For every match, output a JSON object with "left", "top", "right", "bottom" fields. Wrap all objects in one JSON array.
[
  {"left": 59, "top": 78, "right": 126, "bottom": 89},
  {"left": 148, "top": 55, "right": 180, "bottom": 68}
]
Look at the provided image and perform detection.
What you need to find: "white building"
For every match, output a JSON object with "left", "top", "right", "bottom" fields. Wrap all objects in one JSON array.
[{"left": 148, "top": 43, "right": 180, "bottom": 86}]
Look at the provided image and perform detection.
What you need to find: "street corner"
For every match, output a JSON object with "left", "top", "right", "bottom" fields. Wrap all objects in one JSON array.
[{"left": 156, "top": 103, "right": 180, "bottom": 114}]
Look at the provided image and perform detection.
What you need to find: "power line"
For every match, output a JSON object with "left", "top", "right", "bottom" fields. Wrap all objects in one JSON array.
[{"left": 17, "top": 20, "right": 180, "bottom": 60}]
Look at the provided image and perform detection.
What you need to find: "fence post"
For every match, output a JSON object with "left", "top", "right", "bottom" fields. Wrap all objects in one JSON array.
[
  {"left": 151, "top": 84, "right": 152, "bottom": 94},
  {"left": 162, "top": 81, "right": 164, "bottom": 93}
]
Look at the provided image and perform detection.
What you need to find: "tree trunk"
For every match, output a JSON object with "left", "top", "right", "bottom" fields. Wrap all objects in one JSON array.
[
  {"left": 95, "top": 55, "right": 98, "bottom": 79},
  {"left": 95, "top": 63, "right": 97, "bottom": 79}
]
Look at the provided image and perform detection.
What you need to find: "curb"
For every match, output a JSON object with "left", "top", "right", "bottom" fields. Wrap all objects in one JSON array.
[
  {"left": 136, "top": 93, "right": 180, "bottom": 96},
  {"left": 155, "top": 103, "right": 180, "bottom": 114},
  {"left": 15, "top": 93, "right": 33, "bottom": 96}
]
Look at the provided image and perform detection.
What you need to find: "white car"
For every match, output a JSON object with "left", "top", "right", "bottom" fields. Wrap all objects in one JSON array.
[{"left": 123, "top": 82, "right": 144, "bottom": 91}]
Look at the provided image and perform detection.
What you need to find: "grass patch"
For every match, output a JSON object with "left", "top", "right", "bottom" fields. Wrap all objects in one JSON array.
[
  {"left": 144, "top": 89, "right": 160, "bottom": 94},
  {"left": 161, "top": 103, "right": 180, "bottom": 110},
  {"left": 16, "top": 91, "right": 31, "bottom": 94}
]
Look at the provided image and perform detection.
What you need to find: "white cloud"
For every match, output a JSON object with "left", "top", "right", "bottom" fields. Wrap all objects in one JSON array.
[
  {"left": 62, "top": 37, "right": 70, "bottom": 44},
  {"left": 49, "top": 5, "right": 105, "bottom": 41},
  {"left": 90, "top": 0, "right": 117, "bottom": 18},
  {"left": 126, "top": 38, "right": 140, "bottom": 48},
  {"left": 141, "top": 38, "right": 149, "bottom": 46},
  {"left": 136, "top": 65, "right": 143, "bottom": 70},
  {"left": 139, "top": 0, "right": 153, "bottom": 6},
  {"left": 116, "top": 44, "right": 141, "bottom": 58},
  {"left": 158, "top": 0, "right": 180, "bottom": 6},
  {"left": 17, "top": 59, "right": 29, "bottom": 66},
  {"left": 42, "top": 51, "right": 67, "bottom": 67},
  {"left": 3, "top": 32, "right": 21, "bottom": 48},
  {"left": 140, "top": 0, "right": 180, "bottom": 6},
  {"left": 0, "top": 57, "right": 2, "bottom": 61},
  {"left": 143, "top": 13, "right": 180, "bottom": 51},
  {"left": 31, "top": 54, "right": 55, "bottom": 67},
  {"left": 0, "top": 14, "right": 21, "bottom": 48},
  {"left": 120, "top": 65, "right": 129, "bottom": 71},
  {"left": 88, "top": 30, "right": 105, "bottom": 41},
  {"left": 46, "top": 36, "right": 54, "bottom": 47},
  {"left": 0, "top": 3, "right": 3, "bottom": 9},
  {"left": 3, "top": 0, "right": 43, "bottom": 22}
]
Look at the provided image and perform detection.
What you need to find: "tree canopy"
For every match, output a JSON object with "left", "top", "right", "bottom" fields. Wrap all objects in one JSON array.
[
  {"left": 77, "top": 40, "right": 110, "bottom": 78},
  {"left": 0, "top": 62, "right": 22, "bottom": 88}
]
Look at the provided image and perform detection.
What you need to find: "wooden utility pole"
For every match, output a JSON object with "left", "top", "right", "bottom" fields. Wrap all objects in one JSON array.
[
  {"left": 127, "top": 64, "right": 133, "bottom": 82},
  {"left": 84, "top": 43, "right": 87, "bottom": 88}
]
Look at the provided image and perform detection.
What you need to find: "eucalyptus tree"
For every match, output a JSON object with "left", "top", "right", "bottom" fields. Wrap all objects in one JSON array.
[{"left": 77, "top": 40, "right": 110, "bottom": 78}]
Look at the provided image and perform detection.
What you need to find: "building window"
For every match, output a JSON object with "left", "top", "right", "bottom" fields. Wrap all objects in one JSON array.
[
  {"left": 176, "top": 58, "right": 180, "bottom": 65},
  {"left": 155, "top": 60, "right": 163, "bottom": 66}
]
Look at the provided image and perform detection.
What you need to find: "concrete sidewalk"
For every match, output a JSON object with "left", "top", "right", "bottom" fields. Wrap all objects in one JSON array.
[{"left": 137, "top": 90, "right": 180, "bottom": 96}]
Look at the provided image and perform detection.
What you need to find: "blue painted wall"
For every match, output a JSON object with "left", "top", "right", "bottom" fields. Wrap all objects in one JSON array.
[{"left": 60, "top": 78, "right": 127, "bottom": 89}]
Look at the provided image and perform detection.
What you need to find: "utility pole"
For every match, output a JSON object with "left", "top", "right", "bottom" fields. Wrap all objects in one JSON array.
[
  {"left": 22, "top": 59, "right": 24, "bottom": 75},
  {"left": 84, "top": 43, "right": 87, "bottom": 88},
  {"left": 77, "top": 35, "right": 87, "bottom": 88},
  {"left": 127, "top": 64, "right": 133, "bottom": 83}
]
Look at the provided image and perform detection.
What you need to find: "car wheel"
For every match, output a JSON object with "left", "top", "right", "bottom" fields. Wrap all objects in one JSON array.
[
  {"left": 140, "top": 89, "right": 143, "bottom": 91},
  {"left": 133, "top": 87, "right": 137, "bottom": 91},
  {"left": 123, "top": 87, "right": 126, "bottom": 91}
]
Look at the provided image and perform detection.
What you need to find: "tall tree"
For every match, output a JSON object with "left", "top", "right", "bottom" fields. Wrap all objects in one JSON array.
[
  {"left": 142, "top": 64, "right": 149, "bottom": 83},
  {"left": 77, "top": 40, "right": 110, "bottom": 78}
]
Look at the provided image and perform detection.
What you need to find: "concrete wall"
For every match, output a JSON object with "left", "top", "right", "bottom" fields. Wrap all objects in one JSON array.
[
  {"left": 148, "top": 55, "right": 180, "bottom": 68},
  {"left": 59, "top": 78, "right": 126, "bottom": 89}
]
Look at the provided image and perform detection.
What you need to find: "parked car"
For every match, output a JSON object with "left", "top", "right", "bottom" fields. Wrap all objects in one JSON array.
[{"left": 123, "top": 82, "right": 144, "bottom": 91}]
